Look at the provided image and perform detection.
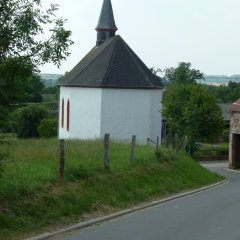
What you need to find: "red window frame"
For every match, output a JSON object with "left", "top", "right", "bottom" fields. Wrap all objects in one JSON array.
[
  {"left": 67, "top": 99, "right": 70, "bottom": 131},
  {"left": 61, "top": 98, "right": 64, "bottom": 128}
]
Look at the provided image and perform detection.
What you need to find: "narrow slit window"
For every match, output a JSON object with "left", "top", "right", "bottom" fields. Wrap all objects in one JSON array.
[
  {"left": 61, "top": 98, "right": 64, "bottom": 128},
  {"left": 67, "top": 99, "right": 70, "bottom": 131}
]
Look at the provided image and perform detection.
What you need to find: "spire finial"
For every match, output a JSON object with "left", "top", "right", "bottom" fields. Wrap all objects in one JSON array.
[{"left": 96, "top": 0, "right": 118, "bottom": 46}]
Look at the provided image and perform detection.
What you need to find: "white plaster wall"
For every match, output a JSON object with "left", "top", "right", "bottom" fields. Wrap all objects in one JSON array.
[
  {"left": 100, "top": 89, "right": 163, "bottom": 144},
  {"left": 58, "top": 87, "right": 102, "bottom": 139},
  {"left": 58, "top": 87, "right": 71, "bottom": 139},
  {"left": 150, "top": 90, "right": 163, "bottom": 143}
]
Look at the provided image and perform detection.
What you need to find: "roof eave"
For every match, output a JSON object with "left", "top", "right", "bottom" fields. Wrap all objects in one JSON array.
[{"left": 58, "top": 84, "right": 163, "bottom": 90}]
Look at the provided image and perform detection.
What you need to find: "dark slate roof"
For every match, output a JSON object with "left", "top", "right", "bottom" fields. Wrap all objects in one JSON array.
[
  {"left": 60, "top": 35, "right": 163, "bottom": 89},
  {"left": 96, "top": 0, "right": 117, "bottom": 31},
  {"left": 230, "top": 99, "right": 240, "bottom": 113}
]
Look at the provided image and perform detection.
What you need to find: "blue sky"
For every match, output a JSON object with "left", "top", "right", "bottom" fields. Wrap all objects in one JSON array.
[{"left": 40, "top": 0, "right": 240, "bottom": 76}]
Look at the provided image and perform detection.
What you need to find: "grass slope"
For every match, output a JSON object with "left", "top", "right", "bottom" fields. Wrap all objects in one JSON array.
[{"left": 0, "top": 139, "right": 224, "bottom": 240}]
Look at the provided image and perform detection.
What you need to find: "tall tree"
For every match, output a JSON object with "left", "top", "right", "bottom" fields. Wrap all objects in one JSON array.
[
  {"left": 25, "top": 75, "right": 44, "bottom": 103},
  {"left": 0, "top": 0, "right": 73, "bottom": 103},
  {"left": 0, "top": 0, "right": 73, "bottom": 66},
  {"left": 162, "top": 83, "right": 224, "bottom": 152},
  {"left": 163, "top": 62, "right": 204, "bottom": 85},
  {"left": 0, "top": 0, "right": 73, "bottom": 130}
]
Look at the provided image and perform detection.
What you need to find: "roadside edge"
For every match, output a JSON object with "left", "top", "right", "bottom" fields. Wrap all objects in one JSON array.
[{"left": 25, "top": 179, "right": 228, "bottom": 240}]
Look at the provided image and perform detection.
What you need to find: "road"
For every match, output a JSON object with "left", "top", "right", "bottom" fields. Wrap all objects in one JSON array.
[{"left": 50, "top": 162, "right": 240, "bottom": 240}]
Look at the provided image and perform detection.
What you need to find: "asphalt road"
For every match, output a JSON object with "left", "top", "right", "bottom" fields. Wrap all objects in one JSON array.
[{"left": 50, "top": 162, "right": 240, "bottom": 240}]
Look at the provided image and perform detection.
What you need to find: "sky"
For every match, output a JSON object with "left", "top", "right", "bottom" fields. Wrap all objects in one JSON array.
[{"left": 40, "top": 0, "right": 240, "bottom": 76}]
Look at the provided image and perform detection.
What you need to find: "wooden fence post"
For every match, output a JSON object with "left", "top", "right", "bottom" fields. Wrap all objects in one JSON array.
[
  {"left": 103, "top": 134, "right": 110, "bottom": 169},
  {"left": 130, "top": 135, "right": 136, "bottom": 162},
  {"left": 59, "top": 139, "right": 65, "bottom": 182}
]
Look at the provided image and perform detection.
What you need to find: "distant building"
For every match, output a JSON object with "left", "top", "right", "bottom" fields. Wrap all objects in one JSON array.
[
  {"left": 58, "top": 0, "right": 163, "bottom": 143},
  {"left": 229, "top": 99, "right": 240, "bottom": 169}
]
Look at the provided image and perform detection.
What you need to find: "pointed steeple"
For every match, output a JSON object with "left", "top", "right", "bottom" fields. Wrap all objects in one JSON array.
[{"left": 96, "top": 0, "right": 118, "bottom": 46}]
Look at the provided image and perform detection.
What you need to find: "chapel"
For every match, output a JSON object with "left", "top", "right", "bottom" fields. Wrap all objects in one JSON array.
[{"left": 58, "top": 0, "right": 163, "bottom": 143}]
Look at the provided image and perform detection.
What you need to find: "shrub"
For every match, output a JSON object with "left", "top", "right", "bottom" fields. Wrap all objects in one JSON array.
[
  {"left": 193, "top": 143, "right": 229, "bottom": 160},
  {"left": 38, "top": 118, "right": 57, "bottom": 138},
  {"left": 221, "top": 128, "right": 230, "bottom": 143},
  {"left": 7, "top": 107, "right": 23, "bottom": 134},
  {"left": 17, "top": 105, "right": 47, "bottom": 138}
]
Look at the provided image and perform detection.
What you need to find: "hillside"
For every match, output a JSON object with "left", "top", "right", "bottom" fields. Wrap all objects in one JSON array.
[{"left": 0, "top": 139, "right": 223, "bottom": 240}]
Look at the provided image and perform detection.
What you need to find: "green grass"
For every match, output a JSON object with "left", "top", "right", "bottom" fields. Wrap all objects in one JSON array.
[{"left": 0, "top": 138, "right": 224, "bottom": 240}]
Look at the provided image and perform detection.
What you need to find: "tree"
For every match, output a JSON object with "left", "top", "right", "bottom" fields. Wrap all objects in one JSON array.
[
  {"left": 163, "top": 62, "right": 204, "bottom": 86},
  {"left": 25, "top": 75, "right": 44, "bottom": 103},
  {"left": 0, "top": 0, "right": 73, "bottom": 66},
  {"left": 0, "top": 57, "right": 33, "bottom": 106},
  {"left": 16, "top": 105, "right": 47, "bottom": 138},
  {"left": 204, "top": 81, "right": 240, "bottom": 103},
  {"left": 228, "top": 81, "right": 240, "bottom": 103},
  {"left": 162, "top": 83, "right": 224, "bottom": 152},
  {"left": 149, "top": 67, "right": 163, "bottom": 85},
  {"left": 0, "top": 0, "right": 73, "bottom": 130},
  {"left": 37, "top": 118, "right": 57, "bottom": 138},
  {"left": 0, "top": 1, "right": 73, "bottom": 101}
]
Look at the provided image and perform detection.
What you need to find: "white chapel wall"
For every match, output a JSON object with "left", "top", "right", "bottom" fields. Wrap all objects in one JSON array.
[
  {"left": 59, "top": 87, "right": 102, "bottom": 139},
  {"left": 100, "top": 89, "right": 162, "bottom": 144},
  {"left": 150, "top": 90, "right": 163, "bottom": 143}
]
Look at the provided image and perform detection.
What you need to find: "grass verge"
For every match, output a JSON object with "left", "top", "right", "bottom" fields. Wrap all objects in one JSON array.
[{"left": 0, "top": 138, "right": 224, "bottom": 240}]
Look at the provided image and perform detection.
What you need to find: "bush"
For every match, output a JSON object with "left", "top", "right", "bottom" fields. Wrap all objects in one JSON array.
[
  {"left": 17, "top": 105, "right": 47, "bottom": 138},
  {"left": 193, "top": 143, "right": 229, "bottom": 160},
  {"left": 221, "top": 128, "right": 230, "bottom": 143},
  {"left": 38, "top": 118, "right": 57, "bottom": 138},
  {"left": 7, "top": 107, "right": 23, "bottom": 134}
]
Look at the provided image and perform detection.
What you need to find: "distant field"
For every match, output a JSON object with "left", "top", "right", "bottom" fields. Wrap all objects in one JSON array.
[{"left": 0, "top": 139, "right": 224, "bottom": 240}]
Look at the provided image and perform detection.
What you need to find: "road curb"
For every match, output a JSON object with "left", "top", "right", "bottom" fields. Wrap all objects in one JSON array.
[
  {"left": 223, "top": 167, "right": 240, "bottom": 173},
  {"left": 25, "top": 179, "right": 228, "bottom": 240}
]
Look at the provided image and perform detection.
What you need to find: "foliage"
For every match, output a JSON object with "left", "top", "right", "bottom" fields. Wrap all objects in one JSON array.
[
  {"left": 162, "top": 83, "right": 225, "bottom": 152},
  {"left": 194, "top": 143, "right": 229, "bottom": 160},
  {"left": 43, "top": 85, "right": 58, "bottom": 95},
  {"left": 0, "top": 0, "right": 73, "bottom": 66},
  {"left": 0, "top": 139, "right": 223, "bottom": 239},
  {"left": 37, "top": 118, "right": 57, "bottom": 138},
  {"left": 0, "top": 0, "right": 73, "bottom": 130},
  {"left": 163, "top": 62, "right": 204, "bottom": 86},
  {"left": 42, "top": 75, "right": 61, "bottom": 101},
  {"left": 7, "top": 107, "right": 23, "bottom": 134},
  {"left": 0, "top": 57, "right": 33, "bottom": 106},
  {"left": 204, "top": 81, "right": 240, "bottom": 103},
  {"left": 0, "top": 106, "right": 10, "bottom": 133},
  {"left": 16, "top": 105, "right": 47, "bottom": 138},
  {"left": 25, "top": 75, "right": 44, "bottom": 103},
  {"left": 221, "top": 128, "right": 230, "bottom": 143},
  {"left": 149, "top": 67, "right": 163, "bottom": 84}
]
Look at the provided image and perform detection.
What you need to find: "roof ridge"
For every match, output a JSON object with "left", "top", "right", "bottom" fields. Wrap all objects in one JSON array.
[
  {"left": 121, "top": 38, "right": 154, "bottom": 87},
  {"left": 69, "top": 37, "right": 116, "bottom": 82},
  {"left": 60, "top": 35, "right": 163, "bottom": 89},
  {"left": 102, "top": 36, "right": 121, "bottom": 85}
]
